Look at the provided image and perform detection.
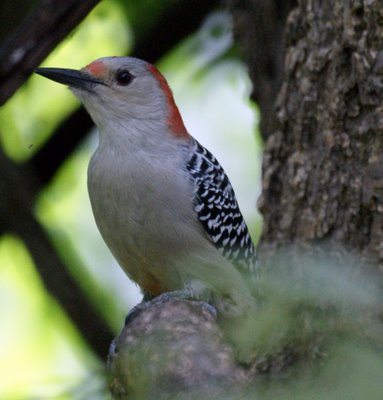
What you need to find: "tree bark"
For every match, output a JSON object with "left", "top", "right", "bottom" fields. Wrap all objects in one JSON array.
[
  {"left": 0, "top": 0, "right": 101, "bottom": 105},
  {"left": 5, "top": 0, "right": 383, "bottom": 396},
  {"left": 227, "top": 0, "right": 297, "bottom": 140},
  {"left": 108, "top": 299, "right": 252, "bottom": 400},
  {"left": 107, "top": 1, "right": 383, "bottom": 397},
  {"left": 257, "top": 0, "right": 383, "bottom": 263}
]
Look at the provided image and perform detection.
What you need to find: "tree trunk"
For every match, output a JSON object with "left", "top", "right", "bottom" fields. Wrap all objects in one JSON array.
[
  {"left": 227, "top": 0, "right": 297, "bottom": 140},
  {"left": 254, "top": 0, "right": 383, "bottom": 262},
  {"left": 109, "top": 1, "right": 383, "bottom": 398}
]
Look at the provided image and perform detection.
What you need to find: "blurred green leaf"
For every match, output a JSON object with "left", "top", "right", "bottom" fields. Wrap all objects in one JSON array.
[
  {"left": 0, "top": 0, "right": 130, "bottom": 162},
  {"left": 0, "top": 236, "right": 100, "bottom": 399}
]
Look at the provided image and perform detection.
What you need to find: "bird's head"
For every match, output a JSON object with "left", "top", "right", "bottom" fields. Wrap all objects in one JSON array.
[{"left": 36, "top": 56, "right": 188, "bottom": 138}]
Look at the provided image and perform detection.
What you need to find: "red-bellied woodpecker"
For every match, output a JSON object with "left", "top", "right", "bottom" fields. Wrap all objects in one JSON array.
[{"left": 36, "top": 57, "right": 258, "bottom": 317}]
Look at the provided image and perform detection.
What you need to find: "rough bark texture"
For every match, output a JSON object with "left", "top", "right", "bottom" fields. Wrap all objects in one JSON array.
[
  {"left": 5, "top": 0, "right": 383, "bottom": 397},
  {"left": 108, "top": 299, "right": 252, "bottom": 400},
  {"left": 104, "top": 1, "right": 383, "bottom": 396},
  {"left": 227, "top": 0, "right": 297, "bottom": 140},
  {"left": 258, "top": 0, "right": 383, "bottom": 263}
]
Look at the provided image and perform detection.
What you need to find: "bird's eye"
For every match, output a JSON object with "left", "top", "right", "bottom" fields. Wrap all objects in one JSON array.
[{"left": 116, "top": 70, "right": 133, "bottom": 86}]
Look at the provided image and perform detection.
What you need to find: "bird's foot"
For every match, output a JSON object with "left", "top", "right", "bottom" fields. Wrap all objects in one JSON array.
[
  {"left": 150, "top": 290, "right": 217, "bottom": 318},
  {"left": 125, "top": 283, "right": 217, "bottom": 325}
]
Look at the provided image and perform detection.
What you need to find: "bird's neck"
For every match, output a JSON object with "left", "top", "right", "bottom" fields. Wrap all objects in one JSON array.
[{"left": 96, "top": 116, "right": 190, "bottom": 156}]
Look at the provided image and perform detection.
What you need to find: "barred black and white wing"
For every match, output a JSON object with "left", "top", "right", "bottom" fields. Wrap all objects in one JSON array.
[{"left": 186, "top": 139, "right": 257, "bottom": 275}]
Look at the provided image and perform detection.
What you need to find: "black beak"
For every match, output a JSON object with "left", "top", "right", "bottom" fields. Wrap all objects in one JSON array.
[{"left": 35, "top": 67, "right": 104, "bottom": 90}]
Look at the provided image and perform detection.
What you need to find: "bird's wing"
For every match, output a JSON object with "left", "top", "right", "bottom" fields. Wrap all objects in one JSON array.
[{"left": 186, "top": 139, "right": 257, "bottom": 275}]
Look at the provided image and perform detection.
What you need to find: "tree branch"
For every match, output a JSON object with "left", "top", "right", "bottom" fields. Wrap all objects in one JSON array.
[
  {"left": 108, "top": 299, "right": 252, "bottom": 399},
  {"left": 0, "top": 0, "right": 101, "bottom": 105},
  {"left": 0, "top": 147, "right": 113, "bottom": 358},
  {"left": 0, "top": 0, "right": 221, "bottom": 359}
]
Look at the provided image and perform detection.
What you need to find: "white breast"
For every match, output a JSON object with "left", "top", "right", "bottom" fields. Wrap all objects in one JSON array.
[
  {"left": 87, "top": 123, "right": 256, "bottom": 317},
  {"left": 87, "top": 125, "right": 204, "bottom": 291}
]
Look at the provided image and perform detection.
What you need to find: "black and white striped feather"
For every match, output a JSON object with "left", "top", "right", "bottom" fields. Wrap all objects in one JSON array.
[{"left": 185, "top": 139, "right": 257, "bottom": 275}]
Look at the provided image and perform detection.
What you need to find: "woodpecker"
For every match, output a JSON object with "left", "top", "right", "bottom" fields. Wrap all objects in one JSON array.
[{"left": 36, "top": 57, "right": 257, "bottom": 317}]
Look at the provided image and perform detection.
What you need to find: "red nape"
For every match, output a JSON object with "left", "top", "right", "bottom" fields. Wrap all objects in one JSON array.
[{"left": 147, "top": 64, "right": 190, "bottom": 139}]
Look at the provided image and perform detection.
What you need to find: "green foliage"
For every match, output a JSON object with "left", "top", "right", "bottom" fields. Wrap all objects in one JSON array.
[
  {"left": 36, "top": 141, "right": 129, "bottom": 330},
  {"left": 0, "top": 0, "right": 129, "bottom": 162},
  {"left": 106, "top": 244, "right": 383, "bottom": 400},
  {"left": 0, "top": 3, "right": 262, "bottom": 398},
  {"left": 0, "top": 236, "right": 100, "bottom": 399},
  {"left": 250, "top": 244, "right": 383, "bottom": 399},
  {"left": 115, "top": 0, "right": 178, "bottom": 39}
]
